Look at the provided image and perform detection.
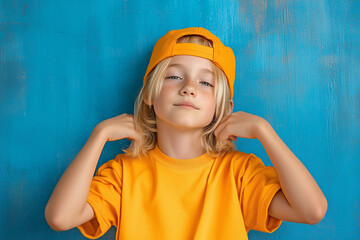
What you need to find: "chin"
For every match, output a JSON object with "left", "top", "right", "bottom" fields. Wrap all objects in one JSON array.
[
  {"left": 171, "top": 120, "right": 212, "bottom": 130},
  {"left": 156, "top": 114, "right": 213, "bottom": 130}
]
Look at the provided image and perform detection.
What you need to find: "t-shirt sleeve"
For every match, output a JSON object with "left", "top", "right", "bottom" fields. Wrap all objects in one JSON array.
[
  {"left": 77, "top": 155, "right": 123, "bottom": 239},
  {"left": 235, "top": 153, "right": 282, "bottom": 233}
]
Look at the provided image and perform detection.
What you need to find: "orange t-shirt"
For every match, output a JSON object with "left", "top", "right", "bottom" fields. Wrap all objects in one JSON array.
[{"left": 77, "top": 145, "right": 282, "bottom": 239}]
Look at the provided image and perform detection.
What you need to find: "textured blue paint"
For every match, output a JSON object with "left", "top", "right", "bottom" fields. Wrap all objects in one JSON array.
[{"left": 1, "top": 0, "right": 359, "bottom": 239}]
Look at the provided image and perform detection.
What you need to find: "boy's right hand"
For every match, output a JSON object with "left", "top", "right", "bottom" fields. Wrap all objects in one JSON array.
[{"left": 96, "top": 114, "right": 142, "bottom": 142}]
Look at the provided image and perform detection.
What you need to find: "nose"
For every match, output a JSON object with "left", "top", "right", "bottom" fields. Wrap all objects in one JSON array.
[{"left": 180, "top": 79, "right": 197, "bottom": 97}]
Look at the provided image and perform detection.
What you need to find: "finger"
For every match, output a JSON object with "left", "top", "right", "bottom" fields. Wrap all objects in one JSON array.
[
  {"left": 229, "top": 135, "right": 237, "bottom": 141},
  {"left": 219, "top": 113, "right": 232, "bottom": 123},
  {"left": 126, "top": 130, "right": 142, "bottom": 142},
  {"left": 214, "top": 115, "right": 227, "bottom": 136},
  {"left": 214, "top": 123, "right": 227, "bottom": 140},
  {"left": 129, "top": 125, "right": 142, "bottom": 141},
  {"left": 214, "top": 115, "right": 231, "bottom": 138},
  {"left": 216, "top": 123, "right": 232, "bottom": 142}
]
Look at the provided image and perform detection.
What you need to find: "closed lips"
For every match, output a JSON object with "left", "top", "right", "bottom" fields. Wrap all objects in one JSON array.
[{"left": 173, "top": 102, "right": 199, "bottom": 109}]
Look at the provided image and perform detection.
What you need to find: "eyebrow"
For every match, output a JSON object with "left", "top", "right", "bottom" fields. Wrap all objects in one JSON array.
[{"left": 167, "top": 63, "right": 214, "bottom": 75}]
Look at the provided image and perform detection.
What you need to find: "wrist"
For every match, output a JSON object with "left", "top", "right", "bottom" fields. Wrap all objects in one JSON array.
[
  {"left": 92, "top": 123, "right": 109, "bottom": 142},
  {"left": 253, "top": 118, "right": 272, "bottom": 140}
]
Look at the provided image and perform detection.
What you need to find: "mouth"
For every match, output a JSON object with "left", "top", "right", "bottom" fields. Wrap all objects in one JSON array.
[{"left": 173, "top": 103, "right": 199, "bottom": 110}]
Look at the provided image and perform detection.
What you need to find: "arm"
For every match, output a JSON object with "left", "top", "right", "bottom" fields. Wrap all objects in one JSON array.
[
  {"left": 45, "top": 125, "right": 107, "bottom": 231},
  {"left": 214, "top": 110, "right": 327, "bottom": 225},
  {"left": 254, "top": 120, "right": 328, "bottom": 224},
  {"left": 45, "top": 114, "right": 141, "bottom": 231}
]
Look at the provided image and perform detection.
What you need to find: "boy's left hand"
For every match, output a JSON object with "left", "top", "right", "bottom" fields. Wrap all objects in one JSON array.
[{"left": 214, "top": 111, "right": 267, "bottom": 142}]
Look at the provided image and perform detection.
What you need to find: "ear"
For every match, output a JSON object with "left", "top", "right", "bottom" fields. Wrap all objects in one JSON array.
[
  {"left": 143, "top": 96, "right": 153, "bottom": 106},
  {"left": 229, "top": 100, "right": 234, "bottom": 112}
]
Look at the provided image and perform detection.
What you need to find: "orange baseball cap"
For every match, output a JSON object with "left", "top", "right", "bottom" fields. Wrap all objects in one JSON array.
[{"left": 143, "top": 27, "right": 236, "bottom": 98}]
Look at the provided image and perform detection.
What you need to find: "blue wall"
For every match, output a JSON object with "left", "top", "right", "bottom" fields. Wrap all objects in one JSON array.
[{"left": 1, "top": 0, "right": 359, "bottom": 239}]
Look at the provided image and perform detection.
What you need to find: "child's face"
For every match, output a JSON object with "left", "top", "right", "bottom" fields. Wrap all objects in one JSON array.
[{"left": 153, "top": 55, "right": 216, "bottom": 130}]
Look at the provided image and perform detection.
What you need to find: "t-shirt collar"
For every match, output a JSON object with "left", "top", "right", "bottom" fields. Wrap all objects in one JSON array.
[{"left": 149, "top": 144, "right": 215, "bottom": 170}]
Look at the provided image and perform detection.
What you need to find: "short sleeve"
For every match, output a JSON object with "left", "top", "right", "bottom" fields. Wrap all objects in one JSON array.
[
  {"left": 77, "top": 155, "right": 123, "bottom": 239},
  {"left": 235, "top": 153, "right": 282, "bottom": 233}
]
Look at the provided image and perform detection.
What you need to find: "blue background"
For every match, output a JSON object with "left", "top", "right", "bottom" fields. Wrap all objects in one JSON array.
[{"left": 1, "top": 0, "right": 359, "bottom": 239}]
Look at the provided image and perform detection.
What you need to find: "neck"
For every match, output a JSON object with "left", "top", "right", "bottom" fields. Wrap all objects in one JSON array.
[{"left": 156, "top": 119, "right": 206, "bottom": 159}]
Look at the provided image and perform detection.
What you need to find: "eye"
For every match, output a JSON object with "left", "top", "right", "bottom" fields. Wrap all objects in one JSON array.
[
  {"left": 166, "top": 76, "right": 181, "bottom": 80},
  {"left": 200, "top": 81, "right": 213, "bottom": 87}
]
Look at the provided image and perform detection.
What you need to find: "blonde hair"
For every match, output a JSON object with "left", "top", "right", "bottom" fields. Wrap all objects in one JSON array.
[{"left": 123, "top": 35, "right": 235, "bottom": 157}]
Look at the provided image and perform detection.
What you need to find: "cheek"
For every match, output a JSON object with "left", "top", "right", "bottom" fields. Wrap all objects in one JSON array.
[
  {"left": 156, "top": 84, "right": 168, "bottom": 99},
  {"left": 201, "top": 91, "right": 216, "bottom": 108},
  {"left": 209, "top": 104, "right": 216, "bottom": 117},
  {"left": 153, "top": 85, "right": 174, "bottom": 109},
  {"left": 202, "top": 96, "right": 216, "bottom": 117}
]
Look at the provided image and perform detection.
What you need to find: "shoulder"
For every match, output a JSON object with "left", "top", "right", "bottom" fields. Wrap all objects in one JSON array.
[
  {"left": 219, "top": 150, "right": 265, "bottom": 176},
  {"left": 95, "top": 153, "right": 126, "bottom": 178},
  {"left": 96, "top": 151, "right": 151, "bottom": 174},
  {"left": 220, "top": 150, "right": 261, "bottom": 165}
]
